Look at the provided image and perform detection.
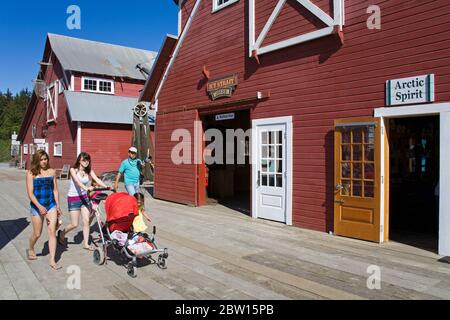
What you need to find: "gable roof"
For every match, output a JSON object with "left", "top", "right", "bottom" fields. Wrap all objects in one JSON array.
[
  {"left": 64, "top": 91, "right": 137, "bottom": 124},
  {"left": 48, "top": 33, "right": 157, "bottom": 80},
  {"left": 139, "top": 34, "right": 178, "bottom": 103}
]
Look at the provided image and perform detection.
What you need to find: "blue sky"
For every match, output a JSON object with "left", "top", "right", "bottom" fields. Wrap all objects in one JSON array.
[{"left": 0, "top": 1, "right": 178, "bottom": 94}]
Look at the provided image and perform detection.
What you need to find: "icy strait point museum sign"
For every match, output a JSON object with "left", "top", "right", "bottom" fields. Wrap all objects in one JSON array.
[{"left": 386, "top": 74, "right": 435, "bottom": 106}]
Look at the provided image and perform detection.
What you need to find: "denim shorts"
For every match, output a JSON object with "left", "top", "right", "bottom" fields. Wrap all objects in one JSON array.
[
  {"left": 67, "top": 195, "right": 91, "bottom": 212},
  {"left": 30, "top": 205, "right": 57, "bottom": 217},
  {"left": 125, "top": 183, "right": 140, "bottom": 196}
]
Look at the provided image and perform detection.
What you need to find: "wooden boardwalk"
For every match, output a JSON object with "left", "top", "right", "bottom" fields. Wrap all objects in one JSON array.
[{"left": 0, "top": 165, "right": 449, "bottom": 300}]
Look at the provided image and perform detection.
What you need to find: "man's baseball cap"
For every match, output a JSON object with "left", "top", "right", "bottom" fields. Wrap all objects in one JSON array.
[{"left": 128, "top": 147, "right": 138, "bottom": 153}]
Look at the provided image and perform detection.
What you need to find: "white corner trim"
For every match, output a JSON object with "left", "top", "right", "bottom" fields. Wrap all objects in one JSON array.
[
  {"left": 77, "top": 122, "right": 81, "bottom": 157},
  {"left": 248, "top": 0, "right": 255, "bottom": 57},
  {"left": 154, "top": 0, "right": 203, "bottom": 103}
]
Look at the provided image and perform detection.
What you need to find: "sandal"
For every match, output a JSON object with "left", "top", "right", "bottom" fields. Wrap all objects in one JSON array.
[
  {"left": 27, "top": 249, "right": 37, "bottom": 261},
  {"left": 50, "top": 263, "right": 62, "bottom": 271},
  {"left": 83, "top": 245, "right": 95, "bottom": 251}
]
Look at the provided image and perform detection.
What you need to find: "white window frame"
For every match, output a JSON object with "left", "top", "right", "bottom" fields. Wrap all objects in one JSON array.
[
  {"left": 81, "top": 76, "right": 115, "bottom": 95},
  {"left": 53, "top": 142, "right": 63, "bottom": 157},
  {"left": 24, "top": 144, "right": 28, "bottom": 155},
  {"left": 212, "top": 0, "right": 239, "bottom": 13}
]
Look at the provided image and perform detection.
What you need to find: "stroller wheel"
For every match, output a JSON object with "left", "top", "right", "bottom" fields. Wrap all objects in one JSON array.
[
  {"left": 93, "top": 248, "right": 105, "bottom": 265},
  {"left": 127, "top": 263, "right": 137, "bottom": 278},
  {"left": 157, "top": 255, "right": 167, "bottom": 269}
]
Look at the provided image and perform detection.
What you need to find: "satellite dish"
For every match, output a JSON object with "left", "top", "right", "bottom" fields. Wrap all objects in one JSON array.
[
  {"left": 33, "top": 79, "right": 47, "bottom": 99},
  {"left": 134, "top": 103, "right": 148, "bottom": 117}
]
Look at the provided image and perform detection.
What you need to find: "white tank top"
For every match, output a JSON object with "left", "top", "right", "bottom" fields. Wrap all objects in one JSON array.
[{"left": 68, "top": 169, "right": 91, "bottom": 197}]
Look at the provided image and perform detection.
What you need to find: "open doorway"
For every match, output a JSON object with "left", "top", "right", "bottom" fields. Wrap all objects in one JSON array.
[
  {"left": 389, "top": 115, "right": 439, "bottom": 251},
  {"left": 202, "top": 109, "right": 251, "bottom": 215}
]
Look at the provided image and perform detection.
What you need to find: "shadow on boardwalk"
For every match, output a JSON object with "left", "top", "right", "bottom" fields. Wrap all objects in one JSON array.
[{"left": 0, "top": 218, "right": 29, "bottom": 251}]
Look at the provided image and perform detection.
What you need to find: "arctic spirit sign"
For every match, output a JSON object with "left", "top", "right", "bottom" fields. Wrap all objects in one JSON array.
[{"left": 386, "top": 74, "right": 435, "bottom": 106}]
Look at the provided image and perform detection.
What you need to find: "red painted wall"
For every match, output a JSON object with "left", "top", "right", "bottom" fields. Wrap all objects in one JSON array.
[
  {"left": 157, "top": 0, "right": 450, "bottom": 232},
  {"left": 80, "top": 124, "right": 132, "bottom": 175}
]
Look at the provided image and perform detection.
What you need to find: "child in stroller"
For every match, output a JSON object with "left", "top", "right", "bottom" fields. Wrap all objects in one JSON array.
[{"left": 90, "top": 188, "right": 168, "bottom": 277}]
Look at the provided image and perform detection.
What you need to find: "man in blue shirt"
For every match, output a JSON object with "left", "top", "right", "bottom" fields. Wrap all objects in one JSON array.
[{"left": 114, "top": 147, "right": 144, "bottom": 195}]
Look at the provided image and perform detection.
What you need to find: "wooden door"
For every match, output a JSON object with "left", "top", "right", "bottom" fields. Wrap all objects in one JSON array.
[{"left": 334, "top": 118, "right": 381, "bottom": 242}]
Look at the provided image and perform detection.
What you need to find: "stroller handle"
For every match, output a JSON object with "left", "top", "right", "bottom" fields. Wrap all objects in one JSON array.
[{"left": 93, "top": 187, "right": 116, "bottom": 192}]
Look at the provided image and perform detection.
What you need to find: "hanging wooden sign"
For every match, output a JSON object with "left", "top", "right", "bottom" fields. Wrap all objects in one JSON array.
[{"left": 207, "top": 74, "right": 238, "bottom": 100}]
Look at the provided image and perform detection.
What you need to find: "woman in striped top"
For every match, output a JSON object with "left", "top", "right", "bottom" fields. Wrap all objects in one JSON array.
[{"left": 26, "top": 149, "right": 62, "bottom": 270}]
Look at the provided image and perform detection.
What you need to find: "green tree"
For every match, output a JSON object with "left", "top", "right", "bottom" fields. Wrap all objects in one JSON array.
[{"left": 0, "top": 89, "right": 31, "bottom": 162}]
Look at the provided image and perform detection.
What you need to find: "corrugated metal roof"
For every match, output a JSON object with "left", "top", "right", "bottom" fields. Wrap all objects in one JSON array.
[
  {"left": 48, "top": 34, "right": 157, "bottom": 80},
  {"left": 65, "top": 91, "right": 137, "bottom": 124}
]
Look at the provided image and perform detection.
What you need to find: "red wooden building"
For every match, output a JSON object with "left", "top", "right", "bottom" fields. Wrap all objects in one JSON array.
[
  {"left": 140, "top": 0, "right": 450, "bottom": 256},
  {"left": 19, "top": 34, "right": 156, "bottom": 174}
]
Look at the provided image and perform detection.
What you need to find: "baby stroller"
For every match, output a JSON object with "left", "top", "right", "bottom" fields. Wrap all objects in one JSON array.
[{"left": 90, "top": 188, "right": 168, "bottom": 278}]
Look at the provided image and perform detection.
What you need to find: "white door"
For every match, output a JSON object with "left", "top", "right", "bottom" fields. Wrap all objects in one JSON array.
[{"left": 253, "top": 117, "right": 292, "bottom": 224}]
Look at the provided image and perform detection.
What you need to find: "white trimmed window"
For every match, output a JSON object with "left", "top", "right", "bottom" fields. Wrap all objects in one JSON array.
[
  {"left": 54, "top": 142, "right": 62, "bottom": 157},
  {"left": 212, "top": 0, "right": 239, "bottom": 12},
  {"left": 81, "top": 77, "right": 114, "bottom": 94},
  {"left": 24, "top": 144, "right": 28, "bottom": 155}
]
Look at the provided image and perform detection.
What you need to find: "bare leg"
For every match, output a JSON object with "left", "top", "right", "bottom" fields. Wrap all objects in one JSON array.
[
  {"left": 46, "top": 209, "right": 60, "bottom": 269},
  {"left": 80, "top": 206, "right": 92, "bottom": 249},
  {"left": 29, "top": 215, "right": 44, "bottom": 258},
  {"left": 59, "top": 211, "right": 80, "bottom": 242}
]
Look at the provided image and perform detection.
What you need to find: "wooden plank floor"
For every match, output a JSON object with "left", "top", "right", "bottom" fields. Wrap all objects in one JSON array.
[{"left": 0, "top": 165, "right": 449, "bottom": 300}]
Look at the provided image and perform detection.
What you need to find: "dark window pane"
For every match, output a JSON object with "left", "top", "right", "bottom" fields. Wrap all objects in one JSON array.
[
  {"left": 364, "top": 163, "right": 375, "bottom": 180},
  {"left": 269, "top": 175, "right": 275, "bottom": 187},
  {"left": 277, "top": 146, "right": 283, "bottom": 159},
  {"left": 364, "top": 181, "right": 374, "bottom": 198},
  {"left": 276, "top": 175, "right": 283, "bottom": 188},
  {"left": 352, "top": 181, "right": 362, "bottom": 197},
  {"left": 342, "top": 145, "right": 351, "bottom": 161},
  {"left": 342, "top": 162, "right": 351, "bottom": 178},
  {"left": 364, "top": 144, "right": 374, "bottom": 161},
  {"left": 277, "top": 160, "right": 283, "bottom": 173},
  {"left": 353, "top": 129, "right": 362, "bottom": 143},
  {"left": 262, "top": 174, "right": 268, "bottom": 186},
  {"left": 353, "top": 145, "right": 362, "bottom": 161},
  {"left": 342, "top": 128, "right": 350, "bottom": 143},
  {"left": 353, "top": 163, "right": 362, "bottom": 179},
  {"left": 277, "top": 131, "right": 282, "bottom": 144}
]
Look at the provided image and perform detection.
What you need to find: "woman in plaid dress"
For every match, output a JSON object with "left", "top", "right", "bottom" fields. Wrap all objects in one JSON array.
[{"left": 26, "top": 150, "right": 62, "bottom": 270}]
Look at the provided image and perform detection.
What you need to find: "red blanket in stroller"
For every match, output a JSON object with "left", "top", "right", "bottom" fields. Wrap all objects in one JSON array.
[{"left": 104, "top": 192, "right": 138, "bottom": 232}]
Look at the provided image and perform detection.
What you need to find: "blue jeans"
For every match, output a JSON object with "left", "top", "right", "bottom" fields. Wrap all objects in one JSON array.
[{"left": 125, "top": 183, "right": 140, "bottom": 196}]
